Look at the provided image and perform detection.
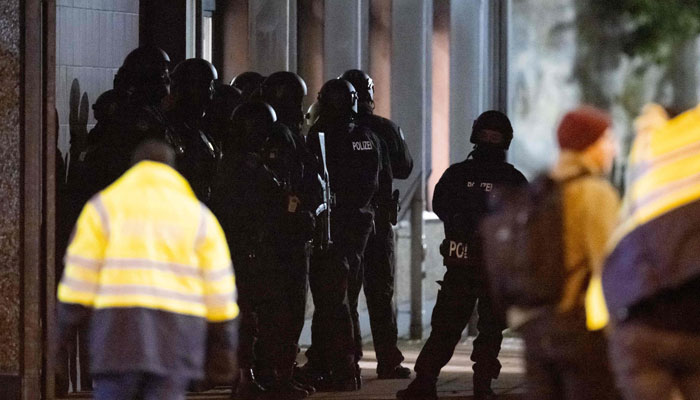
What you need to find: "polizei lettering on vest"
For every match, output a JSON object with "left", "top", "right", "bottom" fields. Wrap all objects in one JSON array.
[
  {"left": 448, "top": 240, "right": 469, "bottom": 259},
  {"left": 352, "top": 141, "right": 373, "bottom": 151}
]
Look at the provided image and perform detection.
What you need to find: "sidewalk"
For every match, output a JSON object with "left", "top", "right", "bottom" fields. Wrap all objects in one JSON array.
[{"left": 304, "top": 337, "right": 527, "bottom": 399}]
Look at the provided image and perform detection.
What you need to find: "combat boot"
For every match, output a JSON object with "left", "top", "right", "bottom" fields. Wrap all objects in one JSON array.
[
  {"left": 377, "top": 363, "right": 412, "bottom": 379},
  {"left": 259, "top": 369, "right": 309, "bottom": 400},
  {"left": 234, "top": 368, "right": 266, "bottom": 400},
  {"left": 395, "top": 374, "right": 438, "bottom": 400},
  {"left": 294, "top": 362, "right": 331, "bottom": 390}
]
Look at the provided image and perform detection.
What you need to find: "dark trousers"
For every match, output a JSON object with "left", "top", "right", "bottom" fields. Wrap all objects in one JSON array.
[
  {"left": 359, "top": 219, "right": 403, "bottom": 368},
  {"left": 307, "top": 220, "right": 371, "bottom": 378},
  {"left": 521, "top": 312, "right": 618, "bottom": 400},
  {"left": 272, "top": 243, "right": 311, "bottom": 370},
  {"left": 93, "top": 372, "right": 188, "bottom": 400},
  {"left": 608, "top": 321, "right": 700, "bottom": 400},
  {"left": 414, "top": 268, "right": 504, "bottom": 381},
  {"left": 234, "top": 247, "right": 304, "bottom": 373}
]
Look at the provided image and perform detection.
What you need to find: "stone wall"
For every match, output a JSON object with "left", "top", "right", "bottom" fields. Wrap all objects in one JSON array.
[
  {"left": 56, "top": 0, "right": 140, "bottom": 163},
  {"left": 0, "top": 0, "right": 21, "bottom": 375}
]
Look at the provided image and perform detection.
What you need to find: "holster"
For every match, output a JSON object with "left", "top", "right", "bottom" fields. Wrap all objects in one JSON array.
[{"left": 378, "top": 189, "right": 400, "bottom": 226}]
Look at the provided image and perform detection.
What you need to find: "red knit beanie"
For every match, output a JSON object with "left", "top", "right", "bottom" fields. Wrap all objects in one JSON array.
[{"left": 557, "top": 106, "right": 612, "bottom": 151}]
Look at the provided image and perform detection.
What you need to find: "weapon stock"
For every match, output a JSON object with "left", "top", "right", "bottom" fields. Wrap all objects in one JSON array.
[{"left": 316, "top": 132, "right": 332, "bottom": 249}]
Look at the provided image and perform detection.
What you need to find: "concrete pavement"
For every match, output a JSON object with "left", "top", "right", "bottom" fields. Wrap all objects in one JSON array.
[{"left": 304, "top": 337, "right": 526, "bottom": 399}]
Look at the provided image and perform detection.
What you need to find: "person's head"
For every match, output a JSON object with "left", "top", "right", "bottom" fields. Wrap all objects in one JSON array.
[
  {"left": 469, "top": 110, "right": 513, "bottom": 162},
  {"left": 131, "top": 139, "right": 176, "bottom": 167},
  {"left": 229, "top": 101, "right": 277, "bottom": 154},
  {"left": 340, "top": 69, "right": 374, "bottom": 114},
  {"left": 260, "top": 71, "right": 307, "bottom": 131},
  {"left": 557, "top": 105, "right": 617, "bottom": 173},
  {"left": 114, "top": 45, "right": 171, "bottom": 104},
  {"left": 231, "top": 71, "right": 266, "bottom": 101},
  {"left": 317, "top": 78, "right": 358, "bottom": 123},
  {"left": 170, "top": 58, "right": 218, "bottom": 117}
]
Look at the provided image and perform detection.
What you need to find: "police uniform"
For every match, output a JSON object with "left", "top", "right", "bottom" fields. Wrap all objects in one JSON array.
[
  {"left": 415, "top": 150, "right": 526, "bottom": 391},
  {"left": 209, "top": 150, "right": 286, "bottom": 379},
  {"left": 354, "top": 112, "right": 413, "bottom": 374},
  {"left": 260, "top": 121, "right": 319, "bottom": 373},
  {"left": 166, "top": 111, "right": 220, "bottom": 203},
  {"left": 305, "top": 118, "right": 380, "bottom": 388}
]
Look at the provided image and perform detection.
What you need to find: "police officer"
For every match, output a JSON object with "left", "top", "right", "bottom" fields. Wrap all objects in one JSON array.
[
  {"left": 166, "top": 58, "right": 221, "bottom": 202},
  {"left": 203, "top": 81, "right": 242, "bottom": 150},
  {"left": 210, "top": 101, "right": 310, "bottom": 400},
  {"left": 69, "top": 45, "right": 172, "bottom": 202},
  {"left": 259, "top": 72, "right": 320, "bottom": 391},
  {"left": 231, "top": 71, "right": 266, "bottom": 101},
  {"left": 397, "top": 111, "right": 527, "bottom": 400},
  {"left": 302, "top": 78, "right": 380, "bottom": 391},
  {"left": 341, "top": 69, "right": 414, "bottom": 379}
]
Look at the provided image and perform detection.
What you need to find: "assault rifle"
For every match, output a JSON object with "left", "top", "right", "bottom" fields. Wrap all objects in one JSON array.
[{"left": 314, "top": 132, "right": 332, "bottom": 249}]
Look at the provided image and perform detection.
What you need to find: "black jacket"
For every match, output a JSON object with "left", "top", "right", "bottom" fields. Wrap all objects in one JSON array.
[
  {"left": 307, "top": 119, "right": 380, "bottom": 225},
  {"left": 433, "top": 152, "right": 527, "bottom": 265}
]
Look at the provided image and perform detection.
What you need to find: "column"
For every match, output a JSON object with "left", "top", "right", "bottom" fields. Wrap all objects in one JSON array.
[
  {"left": 449, "top": 0, "right": 486, "bottom": 163},
  {"left": 391, "top": 0, "right": 432, "bottom": 339},
  {"left": 248, "top": 0, "right": 297, "bottom": 74},
  {"left": 323, "top": 0, "right": 369, "bottom": 80}
]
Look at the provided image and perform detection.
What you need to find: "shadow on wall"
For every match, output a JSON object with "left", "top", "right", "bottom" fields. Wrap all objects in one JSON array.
[{"left": 65, "top": 79, "right": 89, "bottom": 175}]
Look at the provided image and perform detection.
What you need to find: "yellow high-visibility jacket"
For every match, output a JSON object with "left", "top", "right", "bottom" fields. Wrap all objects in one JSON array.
[
  {"left": 57, "top": 160, "right": 238, "bottom": 379},
  {"left": 603, "top": 104, "right": 700, "bottom": 323}
]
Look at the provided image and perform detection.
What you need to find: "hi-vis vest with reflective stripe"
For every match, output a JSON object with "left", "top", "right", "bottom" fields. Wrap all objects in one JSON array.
[
  {"left": 614, "top": 105, "right": 700, "bottom": 245},
  {"left": 58, "top": 161, "right": 238, "bottom": 322},
  {"left": 602, "top": 104, "right": 700, "bottom": 319}
]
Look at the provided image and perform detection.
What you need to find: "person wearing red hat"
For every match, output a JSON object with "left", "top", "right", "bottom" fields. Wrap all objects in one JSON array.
[{"left": 515, "top": 105, "right": 620, "bottom": 399}]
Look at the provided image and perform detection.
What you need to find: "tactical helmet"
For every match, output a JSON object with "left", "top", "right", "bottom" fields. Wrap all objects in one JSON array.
[
  {"left": 470, "top": 110, "right": 514, "bottom": 150},
  {"left": 170, "top": 58, "right": 218, "bottom": 111},
  {"left": 317, "top": 78, "right": 358, "bottom": 119},
  {"left": 231, "top": 71, "right": 266, "bottom": 100},
  {"left": 230, "top": 101, "right": 277, "bottom": 153},
  {"left": 114, "top": 45, "right": 171, "bottom": 101},
  {"left": 93, "top": 89, "right": 121, "bottom": 122},
  {"left": 305, "top": 100, "right": 321, "bottom": 127},
  {"left": 261, "top": 71, "right": 307, "bottom": 106},
  {"left": 171, "top": 58, "right": 218, "bottom": 85},
  {"left": 210, "top": 82, "right": 243, "bottom": 114},
  {"left": 340, "top": 69, "right": 374, "bottom": 104}
]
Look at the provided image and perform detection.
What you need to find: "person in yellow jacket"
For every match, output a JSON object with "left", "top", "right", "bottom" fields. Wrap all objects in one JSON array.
[
  {"left": 518, "top": 106, "right": 620, "bottom": 400},
  {"left": 604, "top": 103, "right": 700, "bottom": 400},
  {"left": 56, "top": 140, "right": 238, "bottom": 400}
]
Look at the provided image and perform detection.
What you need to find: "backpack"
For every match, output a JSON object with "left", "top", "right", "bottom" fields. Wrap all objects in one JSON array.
[{"left": 480, "top": 173, "right": 584, "bottom": 310}]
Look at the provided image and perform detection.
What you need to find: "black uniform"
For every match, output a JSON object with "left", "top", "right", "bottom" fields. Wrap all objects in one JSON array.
[
  {"left": 305, "top": 119, "right": 380, "bottom": 384},
  {"left": 354, "top": 112, "right": 413, "bottom": 372},
  {"left": 260, "top": 121, "right": 318, "bottom": 370},
  {"left": 414, "top": 149, "right": 526, "bottom": 388},
  {"left": 209, "top": 151, "right": 287, "bottom": 374},
  {"left": 166, "top": 111, "right": 220, "bottom": 202}
]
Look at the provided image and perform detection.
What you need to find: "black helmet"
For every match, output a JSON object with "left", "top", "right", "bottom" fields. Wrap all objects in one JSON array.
[
  {"left": 211, "top": 82, "right": 243, "bottom": 113},
  {"left": 261, "top": 71, "right": 307, "bottom": 130},
  {"left": 231, "top": 71, "right": 266, "bottom": 100},
  {"left": 122, "top": 45, "right": 171, "bottom": 72},
  {"left": 470, "top": 110, "right": 514, "bottom": 150},
  {"left": 261, "top": 71, "right": 307, "bottom": 108},
  {"left": 317, "top": 78, "right": 358, "bottom": 120},
  {"left": 230, "top": 101, "right": 277, "bottom": 153},
  {"left": 171, "top": 58, "right": 218, "bottom": 84},
  {"left": 170, "top": 58, "right": 218, "bottom": 113},
  {"left": 340, "top": 69, "right": 374, "bottom": 104},
  {"left": 114, "top": 45, "right": 171, "bottom": 102},
  {"left": 93, "top": 89, "right": 121, "bottom": 122}
]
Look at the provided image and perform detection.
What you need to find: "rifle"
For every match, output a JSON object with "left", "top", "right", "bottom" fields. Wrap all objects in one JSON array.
[{"left": 314, "top": 132, "right": 332, "bottom": 249}]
